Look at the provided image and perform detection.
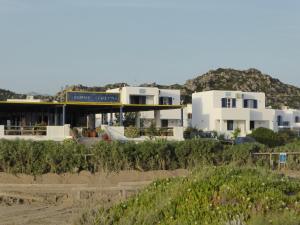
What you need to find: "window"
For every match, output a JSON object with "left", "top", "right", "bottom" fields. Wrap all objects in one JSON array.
[
  {"left": 244, "top": 99, "right": 258, "bottom": 109},
  {"left": 221, "top": 98, "right": 236, "bottom": 108},
  {"left": 161, "top": 120, "right": 169, "bottom": 128},
  {"left": 283, "top": 121, "right": 290, "bottom": 127},
  {"left": 227, "top": 120, "right": 234, "bottom": 131},
  {"left": 222, "top": 98, "right": 227, "bottom": 108},
  {"left": 159, "top": 97, "right": 173, "bottom": 105},
  {"left": 277, "top": 115, "right": 282, "bottom": 126},
  {"left": 295, "top": 116, "right": 300, "bottom": 123},
  {"left": 130, "top": 95, "right": 146, "bottom": 104},
  {"left": 250, "top": 121, "right": 255, "bottom": 130},
  {"left": 187, "top": 113, "right": 192, "bottom": 119}
]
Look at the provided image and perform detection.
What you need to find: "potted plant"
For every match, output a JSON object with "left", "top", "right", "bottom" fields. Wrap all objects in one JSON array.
[
  {"left": 96, "top": 127, "right": 105, "bottom": 137},
  {"left": 89, "top": 129, "right": 97, "bottom": 138}
]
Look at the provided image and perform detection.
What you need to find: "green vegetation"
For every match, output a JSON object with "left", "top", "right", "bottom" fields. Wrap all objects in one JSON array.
[
  {"left": 1, "top": 137, "right": 300, "bottom": 175},
  {"left": 82, "top": 166, "right": 300, "bottom": 225},
  {"left": 124, "top": 126, "right": 140, "bottom": 138},
  {"left": 2, "top": 137, "right": 300, "bottom": 224},
  {"left": 232, "top": 128, "right": 241, "bottom": 140},
  {"left": 249, "top": 127, "right": 285, "bottom": 147},
  {"left": 0, "top": 139, "right": 262, "bottom": 175},
  {"left": 249, "top": 127, "right": 299, "bottom": 147},
  {"left": 0, "top": 88, "right": 26, "bottom": 101}
]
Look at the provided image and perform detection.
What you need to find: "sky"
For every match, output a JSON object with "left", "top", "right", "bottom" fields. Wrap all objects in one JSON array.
[{"left": 0, "top": 0, "right": 299, "bottom": 94}]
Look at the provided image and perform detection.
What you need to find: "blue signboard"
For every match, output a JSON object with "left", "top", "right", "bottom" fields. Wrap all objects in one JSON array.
[
  {"left": 66, "top": 92, "right": 120, "bottom": 103},
  {"left": 279, "top": 153, "right": 287, "bottom": 164}
]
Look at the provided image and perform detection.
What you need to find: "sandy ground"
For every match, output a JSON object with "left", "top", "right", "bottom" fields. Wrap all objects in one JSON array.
[{"left": 0, "top": 169, "right": 188, "bottom": 225}]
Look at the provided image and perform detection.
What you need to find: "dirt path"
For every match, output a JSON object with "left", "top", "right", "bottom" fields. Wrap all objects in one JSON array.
[{"left": 0, "top": 169, "right": 188, "bottom": 225}]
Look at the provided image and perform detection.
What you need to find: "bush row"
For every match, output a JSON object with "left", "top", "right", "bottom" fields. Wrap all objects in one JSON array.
[{"left": 0, "top": 139, "right": 269, "bottom": 175}]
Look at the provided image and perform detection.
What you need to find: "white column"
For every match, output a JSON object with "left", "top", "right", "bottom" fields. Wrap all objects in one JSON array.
[
  {"left": 154, "top": 110, "right": 161, "bottom": 128},
  {"left": 219, "top": 119, "right": 225, "bottom": 133},
  {"left": 135, "top": 112, "right": 141, "bottom": 128},
  {"left": 0, "top": 125, "right": 4, "bottom": 137},
  {"left": 245, "top": 120, "right": 250, "bottom": 134},
  {"left": 87, "top": 114, "right": 96, "bottom": 129}
]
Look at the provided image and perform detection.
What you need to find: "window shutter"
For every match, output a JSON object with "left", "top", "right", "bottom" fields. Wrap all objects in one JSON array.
[
  {"left": 232, "top": 99, "right": 236, "bottom": 108},
  {"left": 159, "top": 97, "right": 163, "bottom": 105},
  {"left": 244, "top": 100, "right": 248, "bottom": 108},
  {"left": 221, "top": 98, "right": 226, "bottom": 108},
  {"left": 253, "top": 100, "right": 258, "bottom": 109},
  {"left": 168, "top": 97, "right": 173, "bottom": 105}
]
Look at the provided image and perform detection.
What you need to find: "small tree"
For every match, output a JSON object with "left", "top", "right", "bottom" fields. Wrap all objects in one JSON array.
[
  {"left": 146, "top": 122, "right": 158, "bottom": 139},
  {"left": 232, "top": 128, "right": 241, "bottom": 140}
]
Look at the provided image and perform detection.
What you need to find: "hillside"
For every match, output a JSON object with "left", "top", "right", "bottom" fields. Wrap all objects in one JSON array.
[
  {"left": 1, "top": 68, "right": 300, "bottom": 108},
  {"left": 80, "top": 166, "right": 300, "bottom": 225},
  {"left": 0, "top": 88, "right": 25, "bottom": 101},
  {"left": 184, "top": 68, "right": 300, "bottom": 108}
]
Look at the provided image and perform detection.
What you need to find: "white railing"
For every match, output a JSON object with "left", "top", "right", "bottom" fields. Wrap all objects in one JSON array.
[{"left": 0, "top": 125, "right": 71, "bottom": 141}]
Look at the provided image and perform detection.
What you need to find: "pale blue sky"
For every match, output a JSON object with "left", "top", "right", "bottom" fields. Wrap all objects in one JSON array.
[{"left": 0, "top": 0, "right": 299, "bottom": 94}]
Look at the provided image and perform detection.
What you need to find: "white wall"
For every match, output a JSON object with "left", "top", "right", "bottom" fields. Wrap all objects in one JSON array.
[
  {"left": 192, "top": 91, "right": 214, "bottom": 131},
  {"left": 0, "top": 125, "right": 4, "bottom": 137},
  {"left": 106, "top": 87, "right": 183, "bottom": 128},
  {"left": 102, "top": 125, "right": 126, "bottom": 141},
  {"left": 192, "top": 90, "right": 278, "bottom": 138},
  {"left": 183, "top": 104, "right": 192, "bottom": 128},
  {"left": 274, "top": 109, "right": 300, "bottom": 131},
  {"left": 0, "top": 125, "right": 72, "bottom": 142},
  {"left": 117, "top": 87, "right": 160, "bottom": 104},
  {"left": 210, "top": 91, "right": 266, "bottom": 109}
]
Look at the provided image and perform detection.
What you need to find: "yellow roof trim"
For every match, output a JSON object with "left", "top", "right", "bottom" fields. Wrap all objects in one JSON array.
[
  {"left": 0, "top": 101, "right": 182, "bottom": 108},
  {"left": 65, "top": 101, "right": 122, "bottom": 106},
  {"left": 123, "top": 104, "right": 182, "bottom": 108}
]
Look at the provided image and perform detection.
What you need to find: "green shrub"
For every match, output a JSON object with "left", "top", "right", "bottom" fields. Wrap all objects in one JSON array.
[
  {"left": 91, "top": 166, "right": 300, "bottom": 225},
  {"left": 0, "top": 138, "right": 296, "bottom": 175},
  {"left": 250, "top": 127, "right": 285, "bottom": 147},
  {"left": 278, "top": 129, "right": 299, "bottom": 144},
  {"left": 183, "top": 127, "right": 199, "bottom": 139},
  {"left": 223, "top": 143, "right": 264, "bottom": 166}
]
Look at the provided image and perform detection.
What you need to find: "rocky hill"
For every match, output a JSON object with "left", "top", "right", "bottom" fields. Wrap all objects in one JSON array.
[
  {"left": 183, "top": 68, "right": 300, "bottom": 108},
  {"left": 1, "top": 68, "right": 300, "bottom": 108}
]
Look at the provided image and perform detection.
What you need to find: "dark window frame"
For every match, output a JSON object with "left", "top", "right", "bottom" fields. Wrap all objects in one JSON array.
[
  {"left": 227, "top": 120, "right": 234, "bottom": 131},
  {"left": 244, "top": 99, "right": 258, "bottom": 109},
  {"left": 161, "top": 119, "right": 169, "bottom": 128},
  {"left": 159, "top": 96, "right": 173, "bottom": 105},
  {"left": 250, "top": 121, "right": 255, "bottom": 130},
  {"left": 221, "top": 98, "right": 236, "bottom": 108}
]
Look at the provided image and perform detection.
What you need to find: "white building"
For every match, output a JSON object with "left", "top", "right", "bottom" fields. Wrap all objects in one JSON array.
[
  {"left": 183, "top": 104, "right": 192, "bottom": 128},
  {"left": 192, "top": 90, "right": 300, "bottom": 138},
  {"left": 105, "top": 86, "right": 183, "bottom": 128}
]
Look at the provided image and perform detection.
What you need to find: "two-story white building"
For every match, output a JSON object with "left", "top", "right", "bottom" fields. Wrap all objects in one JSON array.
[
  {"left": 104, "top": 86, "right": 183, "bottom": 128},
  {"left": 192, "top": 90, "right": 300, "bottom": 138}
]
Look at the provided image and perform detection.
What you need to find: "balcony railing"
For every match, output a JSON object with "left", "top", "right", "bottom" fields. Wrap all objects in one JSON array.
[
  {"left": 140, "top": 127, "right": 174, "bottom": 137},
  {"left": 4, "top": 126, "right": 47, "bottom": 136}
]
